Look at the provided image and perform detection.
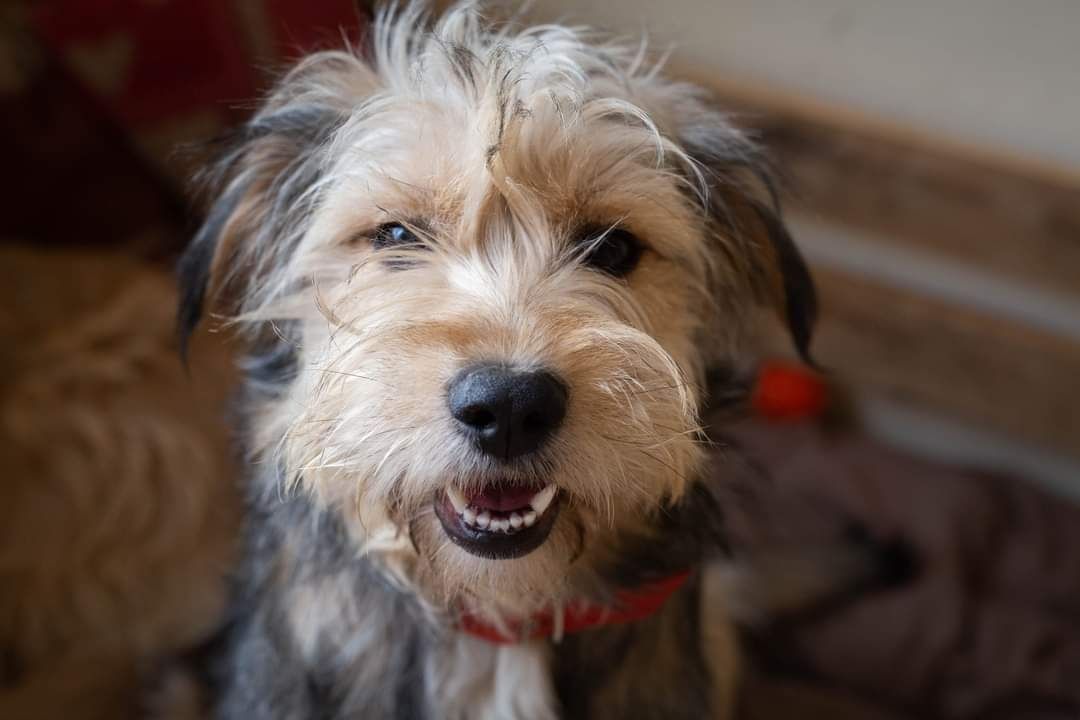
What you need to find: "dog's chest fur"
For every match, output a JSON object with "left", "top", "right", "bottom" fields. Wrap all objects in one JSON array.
[{"left": 210, "top": 455, "right": 734, "bottom": 720}]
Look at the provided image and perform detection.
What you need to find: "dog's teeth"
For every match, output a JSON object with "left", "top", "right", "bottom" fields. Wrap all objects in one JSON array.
[
  {"left": 447, "top": 486, "right": 468, "bottom": 514},
  {"left": 457, "top": 486, "right": 554, "bottom": 533},
  {"left": 530, "top": 485, "right": 556, "bottom": 516}
]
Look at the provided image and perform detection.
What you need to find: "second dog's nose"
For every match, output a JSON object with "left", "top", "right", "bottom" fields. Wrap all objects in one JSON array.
[{"left": 448, "top": 365, "right": 567, "bottom": 460}]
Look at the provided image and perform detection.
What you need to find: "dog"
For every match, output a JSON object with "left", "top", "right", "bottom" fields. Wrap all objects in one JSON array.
[{"left": 176, "top": 3, "right": 884, "bottom": 718}]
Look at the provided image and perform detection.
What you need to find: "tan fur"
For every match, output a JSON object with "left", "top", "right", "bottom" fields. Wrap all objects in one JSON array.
[{"left": 701, "top": 564, "right": 745, "bottom": 720}]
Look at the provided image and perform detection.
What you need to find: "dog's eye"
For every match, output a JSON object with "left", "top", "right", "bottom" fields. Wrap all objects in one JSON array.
[
  {"left": 372, "top": 222, "right": 420, "bottom": 249},
  {"left": 579, "top": 228, "right": 643, "bottom": 277}
]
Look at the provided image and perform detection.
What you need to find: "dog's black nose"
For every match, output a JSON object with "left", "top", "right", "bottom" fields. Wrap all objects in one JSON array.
[{"left": 448, "top": 365, "right": 567, "bottom": 460}]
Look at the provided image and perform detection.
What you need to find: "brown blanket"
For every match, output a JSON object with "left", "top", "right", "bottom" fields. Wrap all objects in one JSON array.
[{"left": 723, "top": 418, "right": 1080, "bottom": 720}]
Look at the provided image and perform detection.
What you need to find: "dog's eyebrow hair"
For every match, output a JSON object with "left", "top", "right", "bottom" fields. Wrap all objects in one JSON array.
[
  {"left": 381, "top": 175, "right": 428, "bottom": 193},
  {"left": 369, "top": 203, "right": 434, "bottom": 233}
]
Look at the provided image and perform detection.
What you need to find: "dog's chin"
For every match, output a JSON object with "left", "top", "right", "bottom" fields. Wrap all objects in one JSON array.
[{"left": 433, "top": 482, "right": 562, "bottom": 560}]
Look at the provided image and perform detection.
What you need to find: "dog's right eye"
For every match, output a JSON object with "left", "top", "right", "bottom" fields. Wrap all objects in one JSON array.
[
  {"left": 371, "top": 222, "right": 420, "bottom": 249},
  {"left": 578, "top": 227, "right": 644, "bottom": 278}
]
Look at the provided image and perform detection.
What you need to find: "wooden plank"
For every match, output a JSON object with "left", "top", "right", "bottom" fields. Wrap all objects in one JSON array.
[
  {"left": 697, "top": 78, "right": 1080, "bottom": 300},
  {"left": 809, "top": 266, "right": 1080, "bottom": 460}
]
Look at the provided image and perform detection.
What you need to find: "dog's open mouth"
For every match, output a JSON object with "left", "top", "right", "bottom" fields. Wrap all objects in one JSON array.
[{"left": 434, "top": 482, "right": 561, "bottom": 559}]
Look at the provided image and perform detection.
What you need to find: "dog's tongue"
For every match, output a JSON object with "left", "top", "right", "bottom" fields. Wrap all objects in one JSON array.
[{"left": 468, "top": 485, "right": 541, "bottom": 512}]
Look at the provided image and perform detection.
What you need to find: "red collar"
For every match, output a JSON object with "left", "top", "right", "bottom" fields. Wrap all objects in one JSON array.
[{"left": 458, "top": 570, "right": 692, "bottom": 644}]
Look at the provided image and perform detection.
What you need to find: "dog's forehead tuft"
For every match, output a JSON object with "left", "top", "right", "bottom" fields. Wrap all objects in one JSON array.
[{"left": 317, "top": 5, "right": 712, "bottom": 229}]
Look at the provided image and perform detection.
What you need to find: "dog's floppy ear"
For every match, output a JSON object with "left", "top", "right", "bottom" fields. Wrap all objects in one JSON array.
[
  {"left": 725, "top": 182, "right": 818, "bottom": 366},
  {"left": 681, "top": 121, "right": 818, "bottom": 365},
  {"left": 177, "top": 54, "right": 375, "bottom": 356}
]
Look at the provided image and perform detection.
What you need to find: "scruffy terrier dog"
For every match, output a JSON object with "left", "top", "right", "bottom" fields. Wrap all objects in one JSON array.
[{"left": 177, "top": 3, "right": 859, "bottom": 718}]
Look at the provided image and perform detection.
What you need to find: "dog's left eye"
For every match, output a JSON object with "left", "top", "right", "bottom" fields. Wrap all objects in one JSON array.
[
  {"left": 372, "top": 222, "right": 421, "bottom": 249},
  {"left": 578, "top": 228, "right": 643, "bottom": 277}
]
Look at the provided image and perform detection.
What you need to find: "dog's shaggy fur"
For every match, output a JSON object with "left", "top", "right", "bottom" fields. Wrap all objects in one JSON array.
[{"left": 179, "top": 3, "right": 827, "bottom": 718}]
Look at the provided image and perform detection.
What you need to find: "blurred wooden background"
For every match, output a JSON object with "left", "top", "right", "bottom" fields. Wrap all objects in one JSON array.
[{"left": 710, "top": 81, "right": 1080, "bottom": 469}]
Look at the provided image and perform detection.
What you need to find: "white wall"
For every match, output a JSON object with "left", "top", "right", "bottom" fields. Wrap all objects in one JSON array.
[{"left": 527, "top": 0, "right": 1080, "bottom": 175}]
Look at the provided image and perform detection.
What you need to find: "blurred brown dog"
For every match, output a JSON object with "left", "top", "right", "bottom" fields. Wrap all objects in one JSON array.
[{"left": 0, "top": 247, "right": 239, "bottom": 720}]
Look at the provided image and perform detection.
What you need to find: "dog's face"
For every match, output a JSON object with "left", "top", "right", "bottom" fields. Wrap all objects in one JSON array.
[{"left": 180, "top": 4, "right": 814, "bottom": 619}]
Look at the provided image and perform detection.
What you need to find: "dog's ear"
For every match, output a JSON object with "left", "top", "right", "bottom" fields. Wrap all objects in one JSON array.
[
  {"left": 722, "top": 181, "right": 818, "bottom": 366},
  {"left": 177, "top": 54, "right": 376, "bottom": 356},
  {"left": 680, "top": 121, "right": 818, "bottom": 365}
]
